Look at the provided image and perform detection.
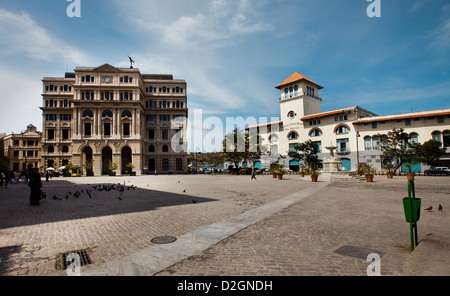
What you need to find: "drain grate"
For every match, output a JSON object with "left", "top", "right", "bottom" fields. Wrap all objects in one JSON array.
[
  {"left": 56, "top": 249, "right": 93, "bottom": 270},
  {"left": 151, "top": 236, "right": 177, "bottom": 244},
  {"left": 334, "top": 245, "right": 384, "bottom": 260}
]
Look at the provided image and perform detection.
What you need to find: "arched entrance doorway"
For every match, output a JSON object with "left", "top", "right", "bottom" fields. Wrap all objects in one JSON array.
[
  {"left": 102, "top": 146, "right": 113, "bottom": 175},
  {"left": 82, "top": 146, "right": 93, "bottom": 175},
  {"left": 121, "top": 146, "right": 132, "bottom": 174},
  {"left": 341, "top": 158, "right": 351, "bottom": 171}
]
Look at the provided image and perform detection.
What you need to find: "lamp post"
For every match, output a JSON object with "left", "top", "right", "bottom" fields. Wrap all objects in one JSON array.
[{"left": 356, "top": 131, "right": 361, "bottom": 169}]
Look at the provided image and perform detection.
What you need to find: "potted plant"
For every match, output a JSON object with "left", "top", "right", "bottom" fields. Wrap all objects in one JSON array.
[
  {"left": 272, "top": 164, "right": 286, "bottom": 180},
  {"left": 126, "top": 162, "right": 136, "bottom": 176},
  {"left": 299, "top": 164, "right": 306, "bottom": 177},
  {"left": 363, "top": 164, "right": 375, "bottom": 182},
  {"left": 108, "top": 160, "right": 118, "bottom": 176},
  {"left": 356, "top": 164, "right": 365, "bottom": 176},
  {"left": 307, "top": 164, "right": 321, "bottom": 182},
  {"left": 383, "top": 163, "right": 395, "bottom": 179}
]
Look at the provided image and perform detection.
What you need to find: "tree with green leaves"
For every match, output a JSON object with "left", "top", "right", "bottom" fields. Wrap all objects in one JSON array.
[
  {"left": 222, "top": 128, "right": 264, "bottom": 168},
  {"left": 377, "top": 128, "right": 419, "bottom": 173},
  {"left": 288, "top": 140, "right": 320, "bottom": 175},
  {"left": 414, "top": 140, "right": 446, "bottom": 168}
]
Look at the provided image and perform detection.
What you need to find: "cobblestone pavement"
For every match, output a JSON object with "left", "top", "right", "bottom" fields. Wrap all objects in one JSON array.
[
  {"left": 0, "top": 174, "right": 310, "bottom": 276},
  {"left": 1, "top": 174, "right": 449, "bottom": 276},
  {"left": 155, "top": 175, "right": 450, "bottom": 276}
]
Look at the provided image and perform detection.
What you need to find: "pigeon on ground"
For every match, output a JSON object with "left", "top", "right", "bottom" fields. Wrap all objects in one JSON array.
[
  {"left": 192, "top": 199, "right": 197, "bottom": 203},
  {"left": 439, "top": 204, "right": 443, "bottom": 211},
  {"left": 425, "top": 206, "right": 433, "bottom": 211},
  {"left": 183, "top": 189, "right": 186, "bottom": 193},
  {"left": 52, "top": 195, "right": 57, "bottom": 200}
]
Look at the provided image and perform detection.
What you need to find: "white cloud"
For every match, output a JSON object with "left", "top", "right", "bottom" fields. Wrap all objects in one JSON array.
[
  {"left": 0, "top": 66, "right": 42, "bottom": 134},
  {"left": 117, "top": 0, "right": 275, "bottom": 114},
  {"left": 0, "top": 8, "right": 89, "bottom": 65}
]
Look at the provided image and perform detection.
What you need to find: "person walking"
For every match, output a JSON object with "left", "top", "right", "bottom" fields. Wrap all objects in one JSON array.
[
  {"left": 4, "top": 171, "right": 11, "bottom": 188},
  {"left": 251, "top": 168, "right": 257, "bottom": 181},
  {"left": 28, "top": 168, "right": 42, "bottom": 206}
]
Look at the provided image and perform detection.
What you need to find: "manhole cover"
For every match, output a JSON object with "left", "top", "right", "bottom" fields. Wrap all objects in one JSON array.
[
  {"left": 55, "top": 249, "right": 93, "bottom": 270},
  {"left": 334, "top": 245, "right": 384, "bottom": 260},
  {"left": 151, "top": 236, "right": 177, "bottom": 244}
]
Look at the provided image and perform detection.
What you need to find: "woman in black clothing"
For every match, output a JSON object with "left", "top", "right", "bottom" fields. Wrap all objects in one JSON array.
[{"left": 29, "top": 168, "right": 42, "bottom": 205}]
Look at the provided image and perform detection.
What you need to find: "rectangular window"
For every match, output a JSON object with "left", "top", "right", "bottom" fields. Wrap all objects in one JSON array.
[
  {"left": 104, "top": 123, "right": 111, "bottom": 136},
  {"left": 48, "top": 129, "right": 55, "bottom": 140},
  {"left": 148, "top": 129, "right": 155, "bottom": 140},
  {"left": 438, "top": 116, "right": 444, "bottom": 123},
  {"left": 162, "top": 129, "right": 168, "bottom": 140},
  {"left": 312, "top": 141, "right": 322, "bottom": 153},
  {"left": 84, "top": 123, "right": 91, "bottom": 137},
  {"left": 62, "top": 129, "right": 69, "bottom": 140},
  {"left": 372, "top": 122, "right": 377, "bottom": 129},
  {"left": 123, "top": 123, "right": 130, "bottom": 136},
  {"left": 289, "top": 143, "right": 297, "bottom": 152},
  {"left": 405, "top": 119, "right": 411, "bottom": 126},
  {"left": 337, "top": 138, "right": 349, "bottom": 152}
]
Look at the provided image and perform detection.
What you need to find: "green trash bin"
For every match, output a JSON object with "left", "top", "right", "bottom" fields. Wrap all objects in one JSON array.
[{"left": 402, "top": 197, "right": 421, "bottom": 223}]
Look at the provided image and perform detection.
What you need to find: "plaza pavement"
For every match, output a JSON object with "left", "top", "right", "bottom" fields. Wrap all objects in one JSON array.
[{"left": 0, "top": 173, "right": 449, "bottom": 276}]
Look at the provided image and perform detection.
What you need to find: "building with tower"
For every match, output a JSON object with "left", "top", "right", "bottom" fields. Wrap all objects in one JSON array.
[{"left": 246, "top": 72, "right": 450, "bottom": 173}]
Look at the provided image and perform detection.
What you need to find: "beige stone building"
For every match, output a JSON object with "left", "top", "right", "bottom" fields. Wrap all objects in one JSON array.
[
  {"left": 0, "top": 125, "right": 42, "bottom": 172},
  {"left": 41, "top": 64, "right": 188, "bottom": 176}
]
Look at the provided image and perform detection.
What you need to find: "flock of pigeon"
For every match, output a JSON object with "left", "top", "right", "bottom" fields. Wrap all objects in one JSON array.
[
  {"left": 42, "top": 181, "right": 197, "bottom": 203},
  {"left": 45, "top": 182, "right": 138, "bottom": 202}
]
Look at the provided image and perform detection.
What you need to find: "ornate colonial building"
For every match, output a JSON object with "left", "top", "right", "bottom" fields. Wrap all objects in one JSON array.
[
  {"left": 0, "top": 125, "right": 42, "bottom": 172},
  {"left": 41, "top": 64, "right": 188, "bottom": 176},
  {"left": 247, "top": 72, "right": 450, "bottom": 172}
]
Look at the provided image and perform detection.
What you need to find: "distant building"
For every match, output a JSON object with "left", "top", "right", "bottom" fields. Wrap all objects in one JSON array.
[
  {"left": 246, "top": 72, "right": 450, "bottom": 172},
  {"left": 0, "top": 125, "right": 42, "bottom": 172},
  {"left": 40, "top": 64, "right": 188, "bottom": 176}
]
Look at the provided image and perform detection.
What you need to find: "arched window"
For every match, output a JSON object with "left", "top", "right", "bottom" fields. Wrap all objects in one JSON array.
[
  {"left": 269, "top": 134, "right": 278, "bottom": 143},
  {"left": 47, "top": 146, "right": 54, "bottom": 153},
  {"left": 294, "top": 85, "right": 298, "bottom": 96},
  {"left": 121, "top": 110, "right": 132, "bottom": 118},
  {"left": 310, "top": 129, "right": 322, "bottom": 137},
  {"left": 102, "top": 110, "right": 113, "bottom": 118},
  {"left": 83, "top": 110, "right": 94, "bottom": 118},
  {"left": 62, "top": 146, "right": 69, "bottom": 153},
  {"left": 289, "top": 87, "right": 293, "bottom": 98},
  {"left": 162, "top": 145, "right": 169, "bottom": 153},
  {"left": 284, "top": 88, "right": 288, "bottom": 99},
  {"left": 288, "top": 131, "right": 298, "bottom": 140},
  {"left": 335, "top": 124, "right": 350, "bottom": 134},
  {"left": 432, "top": 131, "right": 442, "bottom": 144},
  {"left": 364, "top": 136, "right": 372, "bottom": 151},
  {"left": 372, "top": 137, "right": 380, "bottom": 150},
  {"left": 49, "top": 100, "right": 54, "bottom": 107},
  {"left": 176, "top": 101, "right": 180, "bottom": 108},
  {"left": 148, "top": 145, "right": 155, "bottom": 153},
  {"left": 64, "top": 99, "right": 68, "bottom": 107}
]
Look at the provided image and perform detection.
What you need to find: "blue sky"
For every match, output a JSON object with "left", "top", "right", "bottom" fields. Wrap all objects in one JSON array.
[{"left": 0, "top": 0, "right": 449, "bottom": 151}]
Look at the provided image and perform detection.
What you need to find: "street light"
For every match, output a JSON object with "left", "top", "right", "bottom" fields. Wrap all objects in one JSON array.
[{"left": 356, "top": 131, "right": 361, "bottom": 168}]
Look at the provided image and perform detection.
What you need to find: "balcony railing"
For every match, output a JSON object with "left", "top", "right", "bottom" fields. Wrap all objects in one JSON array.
[
  {"left": 279, "top": 92, "right": 322, "bottom": 102},
  {"left": 336, "top": 148, "right": 351, "bottom": 155}
]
